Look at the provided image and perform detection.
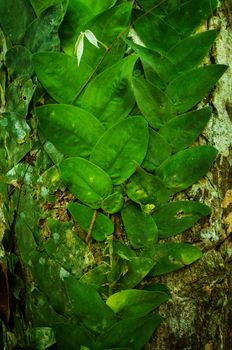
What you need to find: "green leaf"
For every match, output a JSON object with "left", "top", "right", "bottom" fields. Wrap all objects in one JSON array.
[
  {"left": 90, "top": 116, "right": 149, "bottom": 185},
  {"left": 132, "top": 77, "right": 176, "bottom": 129},
  {"left": 152, "top": 201, "right": 211, "bottom": 238},
  {"left": 97, "top": 314, "right": 163, "bottom": 350},
  {"left": 159, "top": 107, "right": 212, "bottom": 153},
  {"left": 26, "top": 327, "right": 56, "bottom": 350},
  {"left": 167, "top": 30, "right": 218, "bottom": 74},
  {"left": 5, "top": 46, "right": 34, "bottom": 79},
  {"left": 32, "top": 52, "right": 94, "bottom": 104},
  {"left": 36, "top": 104, "right": 105, "bottom": 158},
  {"left": 121, "top": 204, "right": 158, "bottom": 249},
  {"left": 60, "top": 157, "right": 113, "bottom": 209},
  {"left": 80, "top": 265, "right": 108, "bottom": 291},
  {"left": 127, "top": 167, "right": 170, "bottom": 206},
  {"left": 113, "top": 240, "right": 136, "bottom": 261},
  {"left": 142, "top": 128, "right": 172, "bottom": 171},
  {"left": 166, "top": 0, "right": 218, "bottom": 38},
  {"left": 78, "top": 55, "right": 137, "bottom": 128},
  {"left": 102, "top": 188, "right": 124, "bottom": 214},
  {"left": 144, "top": 243, "right": 203, "bottom": 276},
  {"left": 64, "top": 277, "right": 117, "bottom": 333},
  {"left": 24, "top": 2, "right": 68, "bottom": 53},
  {"left": 106, "top": 289, "right": 169, "bottom": 318},
  {"left": 68, "top": 202, "right": 114, "bottom": 241},
  {"left": 29, "top": 0, "right": 61, "bottom": 16},
  {"left": 119, "top": 257, "right": 155, "bottom": 289},
  {"left": 0, "top": 0, "right": 35, "bottom": 44},
  {"left": 60, "top": 0, "right": 117, "bottom": 55},
  {"left": 133, "top": 13, "right": 180, "bottom": 54},
  {"left": 156, "top": 145, "right": 218, "bottom": 194},
  {"left": 166, "top": 65, "right": 228, "bottom": 114}
]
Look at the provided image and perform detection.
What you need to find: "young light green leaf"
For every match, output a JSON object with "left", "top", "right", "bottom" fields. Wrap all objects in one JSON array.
[
  {"left": 60, "top": 157, "right": 113, "bottom": 209},
  {"left": 90, "top": 116, "right": 149, "bottom": 185},
  {"left": 78, "top": 55, "right": 138, "bottom": 128},
  {"left": 127, "top": 167, "right": 170, "bottom": 207},
  {"left": 106, "top": 289, "right": 169, "bottom": 318},
  {"left": 144, "top": 243, "right": 203, "bottom": 276},
  {"left": 36, "top": 104, "right": 105, "bottom": 158},
  {"left": 97, "top": 314, "right": 163, "bottom": 350},
  {"left": 142, "top": 128, "right": 172, "bottom": 171},
  {"left": 132, "top": 77, "right": 176, "bottom": 129},
  {"left": 152, "top": 201, "right": 211, "bottom": 238},
  {"left": 64, "top": 277, "right": 117, "bottom": 333},
  {"left": 68, "top": 202, "right": 114, "bottom": 241},
  {"left": 75, "top": 32, "right": 84, "bottom": 66},
  {"left": 156, "top": 146, "right": 218, "bottom": 194},
  {"left": 84, "top": 29, "right": 99, "bottom": 48},
  {"left": 166, "top": 65, "right": 228, "bottom": 114},
  {"left": 159, "top": 107, "right": 212, "bottom": 153},
  {"left": 121, "top": 204, "right": 158, "bottom": 249},
  {"left": 32, "top": 52, "right": 94, "bottom": 104}
]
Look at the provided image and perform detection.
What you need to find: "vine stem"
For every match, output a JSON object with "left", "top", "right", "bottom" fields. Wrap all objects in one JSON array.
[{"left": 86, "top": 209, "right": 97, "bottom": 243}]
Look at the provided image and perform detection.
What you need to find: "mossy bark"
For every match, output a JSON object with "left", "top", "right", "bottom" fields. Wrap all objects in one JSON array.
[{"left": 149, "top": 2, "right": 232, "bottom": 349}]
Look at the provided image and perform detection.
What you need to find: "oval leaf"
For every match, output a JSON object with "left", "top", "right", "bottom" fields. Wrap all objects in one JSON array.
[
  {"left": 156, "top": 145, "right": 218, "bottom": 194},
  {"left": 101, "top": 189, "right": 124, "bottom": 214},
  {"left": 36, "top": 104, "right": 105, "bottom": 158},
  {"left": 90, "top": 116, "right": 149, "bottom": 185},
  {"left": 60, "top": 157, "right": 113, "bottom": 208}
]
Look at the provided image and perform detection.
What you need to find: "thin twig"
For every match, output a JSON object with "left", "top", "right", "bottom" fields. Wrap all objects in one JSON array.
[{"left": 86, "top": 209, "right": 97, "bottom": 243}]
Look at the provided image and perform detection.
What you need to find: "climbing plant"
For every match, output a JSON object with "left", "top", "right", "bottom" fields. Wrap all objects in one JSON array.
[{"left": 0, "top": 0, "right": 227, "bottom": 349}]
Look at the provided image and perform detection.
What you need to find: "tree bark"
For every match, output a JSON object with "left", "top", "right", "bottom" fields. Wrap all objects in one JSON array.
[{"left": 149, "top": 2, "right": 232, "bottom": 349}]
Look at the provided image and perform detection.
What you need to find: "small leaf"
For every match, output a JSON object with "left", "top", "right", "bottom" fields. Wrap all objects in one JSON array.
[
  {"left": 75, "top": 32, "right": 84, "bottom": 66},
  {"left": 143, "top": 243, "right": 203, "bottom": 276},
  {"left": 36, "top": 104, "right": 105, "bottom": 158},
  {"left": 32, "top": 52, "right": 94, "bottom": 104},
  {"left": 60, "top": 157, "right": 113, "bottom": 209},
  {"left": 102, "top": 189, "right": 124, "bottom": 214},
  {"left": 64, "top": 277, "right": 117, "bottom": 333},
  {"left": 119, "top": 257, "right": 154, "bottom": 289},
  {"left": 106, "top": 289, "right": 169, "bottom": 318},
  {"left": 84, "top": 29, "right": 99, "bottom": 48},
  {"left": 90, "top": 116, "right": 149, "bottom": 185},
  {"left": 68, "top": 202, "right": 114, "bottom": 241},
  {"left": 156, "top": 146, "right": 218, "bottom": 194},
  {"left": 113, "top": 240, "right": 136, "bottom": 261},
  {"left": 152, "top": 201, "right": 211, "bottom": 238},
  {"left": 159, "top": 107, "right": 212, "bottom": 153},
  {"left": 78, "top": 55, "right": 137, "bottom": 128},
  {"left": 142, "top": 128, "right": 172, "bottom": 171},
  {"left": 166, "top": 65, "right": 228, "bottom": 114},
  {"left": 132, "top": 77, "right": 176, "bottom": 129},
  {"left": 121, "top": 204, "right": 158, "bottom": 249},
  {"left": 127, "top": 167, "right": 170, "bottom": 206},
  {"left": 26, "top": 327, "right": 56, "bottom": 350}
]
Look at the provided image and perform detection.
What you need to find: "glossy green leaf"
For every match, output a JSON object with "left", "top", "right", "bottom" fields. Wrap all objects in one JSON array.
[
  {"left": 142, "top": 128, "right": 172, "bottom": 171},
  {"left": 68, "top": 202, "right": 114, "bottom": 241},
  {"left": 78, "top": 55, "right": 137, "bottom": 128},
  {"left": 36, "top": 104, "right": 105, "bottom": 158},
  {"left": 0, "top": 0, "right": 35, "bottom": 44},
  {"left": 24, "top": 2, "right": 68, "bottom": 53},
  {"left": 60, "top": 0, "right": 118, "bottom": 55},
  {"left": 132, "top": 77, "right": 176, "bottom": 129},
  {"left": 97, "top": 314, "right": 163, "bottom": 350},
  {"left": 167, "top": 30, "right": 218, "bottom": 73},
  {"left": 60, "top": 157, "right": 113, "bottom": 208},
  {"left": 127, "top": 167, "right": 170, "bottom": 206},
  {"left": 134, "top": 14, "right": 180, "bottom": 53},
  {"left": 106, "top": 289, "right": 169, "bottom": 318},
  {"left": 119, "top": 257, "right": 154, "bottom": 289},
  {"left": 5, "top": 46, "right": 34, "bottom": 79},
  {"left": 64, "top": 277, "right": 117, "bottom": 333},
  {"left": 121, "top": 204, "right": 158, "bottom": 249},
  {"left": 153, "top": 201, "right": 211, "bottom": 238},
  {"left": 156, "top": 145, "right": 218, "bottom": 194},
  {"left": 159, "top": 107, "right": 212, "bottom": 153},
  {"left": 79, "top": 3, "right": 133, "bottom": 70},
  {"left": 166, "top": 0, "right": 218, "bottom": 38},
  {"left": 144, "top": 243, "right": 203, "bottom": 276},
  {"left": 32, "top": 52, "right": 94, "bottom": 104},
  {"left": 166, "top": 65, "right": 228, "bottom": 114},
  {"left": 90, "top": 116, "right": 149, "bottom": 185},
  {"left": 102, "top": 189, "right": 124, "bottom": 214}
]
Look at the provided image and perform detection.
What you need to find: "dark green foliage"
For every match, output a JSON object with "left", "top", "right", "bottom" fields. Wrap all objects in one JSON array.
[{"left": 0, "top": 0, "right": 227, "bottom": 349}]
